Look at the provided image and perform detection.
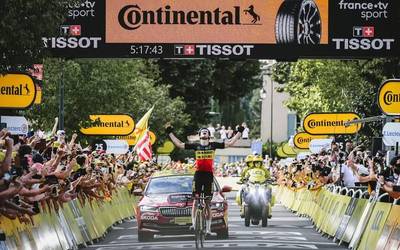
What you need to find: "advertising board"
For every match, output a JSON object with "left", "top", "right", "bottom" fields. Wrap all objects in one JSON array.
[{"left": 42, "top": 0, "right": 400, "bottom": 59}]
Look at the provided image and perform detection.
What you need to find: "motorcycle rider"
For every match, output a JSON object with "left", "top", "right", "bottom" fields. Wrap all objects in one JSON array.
[{"left": 238, "top": 154, "right": 273, "bottom": 218}]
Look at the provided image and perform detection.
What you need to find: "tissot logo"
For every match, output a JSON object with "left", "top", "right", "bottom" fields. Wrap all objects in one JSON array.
[
  {"left": 174, "top": 44, "right": 254, "bottom": 56},
  {"left": 118, "top": 4, "right": 261, "bottom": 30}
]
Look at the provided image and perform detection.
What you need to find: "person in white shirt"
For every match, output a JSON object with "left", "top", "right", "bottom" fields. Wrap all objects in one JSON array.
[
  {"left": 220, "top": 126, "right": 227, "bottom": 140},
  {"left": 241, "top": 122, "right": 250, "bottom": 139},
  {"left": 207, "top": 124, "right": 215, "bottom": 138},
  {"left": 340, "top": 159, "right": 359, "bottom": 187}
]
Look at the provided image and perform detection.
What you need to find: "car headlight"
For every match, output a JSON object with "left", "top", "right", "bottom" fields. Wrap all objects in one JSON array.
[
  {"left": 139, "top": 205, "right": 158, "bottom": 212},
  {"left": 211, "top": 202, "right": 224, "bottom": 209}
]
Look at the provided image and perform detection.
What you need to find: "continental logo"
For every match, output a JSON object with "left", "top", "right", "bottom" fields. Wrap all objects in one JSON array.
[
  {"left": 1, "top": 84, "right": 32, "bottom": 96},
  {"left": 195, "top": 150, "right": 215, "bottom": 160},
  {"left": 118, "top": 4, "right": 260, "bottom": 30},
  {"left": 382, "top": 91, "right": 400, "bottom": 105},
  {"left": 0, "top": 74, "right": 36, "bottom": 109},
  {"left": 303, "top": 113, "right": 361, "bottom": 135},
  {"left": 80, "top": 114, "right": 135, "bottom": 136},
  {"left": 307, "top": 119, "right": 345, "bottom": 129},
  {"left": 92, "top": 118, "right": 131, "bottom": 128},
  {"left": 378, "top": 80, "right": 400, "bottom": 116}
]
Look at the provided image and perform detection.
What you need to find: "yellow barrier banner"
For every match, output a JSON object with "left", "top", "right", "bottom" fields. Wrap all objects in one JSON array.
[
  {"left": 340, "top": 198, "right": 368, "bottom": 244},
  {"left": 376, "top": 205, "right": 400, "bottom": 250},
  {"left": 357, "top": 202, "right": 392, "bottom": 250},
  {"left": 0, "top": 188, "right": 137, "bottom": 249}
]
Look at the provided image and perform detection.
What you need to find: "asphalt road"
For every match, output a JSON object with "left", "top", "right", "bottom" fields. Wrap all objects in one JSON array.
[{"left": 83, "top": 193, "right": 347, "bottom": 250}]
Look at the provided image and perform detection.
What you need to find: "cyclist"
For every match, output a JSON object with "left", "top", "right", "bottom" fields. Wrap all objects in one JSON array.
[{"left": 166, "top": 125, "right": 244, "bottom": 234}]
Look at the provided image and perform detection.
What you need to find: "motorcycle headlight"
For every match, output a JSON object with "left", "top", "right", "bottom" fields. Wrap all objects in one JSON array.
[
  {"left": 139, "top": 205, "right": 158, "bottom": 212},
  {"left": 211, "top": 202, "right": 224, "bottom": 209}
]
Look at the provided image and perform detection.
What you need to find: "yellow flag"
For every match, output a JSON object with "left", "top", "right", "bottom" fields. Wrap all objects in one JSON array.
[{"left": 134, "top": 106, "right": 154, "bottom": 142}]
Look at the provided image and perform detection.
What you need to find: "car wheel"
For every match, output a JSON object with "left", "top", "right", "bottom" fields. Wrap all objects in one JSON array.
[
  {"left": 138, "top": 231, "right": 153, "bottom": 242},
  {"left": 217, "top": 229, "right": 229, "bottom": 239},
  {"left": 244, "top": 206, "right": 250, "bottom": 227},
  {"left": 275, "top": 0, "right": 321, "bottom": 44}
]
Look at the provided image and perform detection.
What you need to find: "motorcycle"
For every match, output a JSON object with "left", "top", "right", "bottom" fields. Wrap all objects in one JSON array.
[{"left": 236, "top": 169, "right": 272, "bottom": 227}]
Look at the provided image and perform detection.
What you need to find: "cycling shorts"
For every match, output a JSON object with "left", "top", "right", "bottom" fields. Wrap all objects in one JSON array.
[{"left": 193, "top": 171, "right": 213, "bottom": 197}]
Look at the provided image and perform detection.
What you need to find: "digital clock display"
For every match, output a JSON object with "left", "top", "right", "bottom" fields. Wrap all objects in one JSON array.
[{"left": 130, "top": 45, "right": 163, "bottom": 55}]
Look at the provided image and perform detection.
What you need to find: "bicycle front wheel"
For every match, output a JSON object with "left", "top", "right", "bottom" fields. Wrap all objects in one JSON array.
[
  {"left": 200, "top": 211, "right": 206, "bottom": 248},
  {"left": 195, "top": 210, "right": 202, "bottom": 249}
]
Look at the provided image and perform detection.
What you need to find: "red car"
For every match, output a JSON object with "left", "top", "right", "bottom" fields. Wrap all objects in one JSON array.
[{"left": 134, "top": 171, "right": 232, "bottom": 242}]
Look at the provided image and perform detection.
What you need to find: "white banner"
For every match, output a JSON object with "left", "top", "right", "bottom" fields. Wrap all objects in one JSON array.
[
  {"left": 382, "top": 122, "right": 400, "bottom": 146},
  {"left": 0, "top": 116, "right": 29, "bottom": 135},
  {"left": 103, "top": 139, "right": 129, "bottom": 155},
  {"left": 309, "top": 138, "right": 333, "bottom": 154}
]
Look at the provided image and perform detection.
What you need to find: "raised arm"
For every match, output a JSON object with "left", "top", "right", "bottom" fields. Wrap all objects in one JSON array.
[
  {"left": 166, "top": 126, "right": 185, "bottom": 149},
  {"left": 224, "top": 127, "right": 244, "bottom": 148}
]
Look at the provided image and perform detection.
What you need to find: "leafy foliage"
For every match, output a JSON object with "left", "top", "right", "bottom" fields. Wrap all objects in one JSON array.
[
  {"left": 0, "top": 0, "right": 72, "bottom": 72},
  {"left": 272, "top": 59, "right": 400, "bottom": 138},
  {"left": 25, "top": 59, "right": 190, "bottom": 145},
  {"left": 156, "top": 60, "right": 261, "bottom": 133}
]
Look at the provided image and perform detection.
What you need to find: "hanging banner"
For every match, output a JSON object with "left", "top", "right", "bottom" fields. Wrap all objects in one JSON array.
[
  {"left": 293, "top": 132, "right": 329, "bottom": 149},
  {"left": 0, "top": 116, "right": 29, "bottom": 135},
  {"left": 0, "top": 73, "right": 36, "bottom": 109},
  {"left": 42, "top": 0, "right": 400, "bottom": 59},
  {"left": 80, "top": 114, "right": 135, "bottom": 136},
  {"left": 91, "top": 139, "right": 129, "bottom": 154},
  {"left": 378, "top": 79, "right": 400, "bottom": 116},
  {"left": 309, "top": 138, "right": 333, "bottom": 153},
  {"left": 303, "top": 112, "right": 361, "bottom": 135},
  {"left": 117, "top": 130, "right": 156, "bottom": 145},
  {"left": 382, "top": 122, "right": 400, "bottom": 146},
  {"left": 103, "top": 139, "right": 129, "bottom": 154}
]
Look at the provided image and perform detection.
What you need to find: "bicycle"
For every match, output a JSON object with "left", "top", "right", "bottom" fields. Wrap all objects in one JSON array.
[{"left": 193, "top": 192, "right": 211, "bottom": 249}]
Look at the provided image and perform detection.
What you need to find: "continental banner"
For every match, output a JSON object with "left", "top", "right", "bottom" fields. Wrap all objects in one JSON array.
[
  {"left": 80, "top": 114, "right": 135, "bottom": 136},
  {"left": 42, "top": 0, "right": 400, "bottom": 59},
  {"left": 0, "top": 73, "right": 36, "bottom": 109},
  {"left": 303, "top": 112, "right": 362, "bottom": 135},
  {"left": 293, "top": 132, "right": 329, "bottom": 149},
  {"left": 378, "top": 79, "right": 400, "bottom": 115}
]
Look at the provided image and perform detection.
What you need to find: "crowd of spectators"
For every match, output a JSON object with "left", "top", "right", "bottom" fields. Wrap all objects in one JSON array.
[
  {"left": 207, "top": 122, "right": 250, "bottom": 140},
  {"left": 275, "top": 140, "right": 400, "bottom": 201}
]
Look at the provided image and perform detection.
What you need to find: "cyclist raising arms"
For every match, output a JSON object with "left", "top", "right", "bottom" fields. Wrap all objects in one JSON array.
[{"left": 166, "top": 125, "right": 244, "bottom": 234}]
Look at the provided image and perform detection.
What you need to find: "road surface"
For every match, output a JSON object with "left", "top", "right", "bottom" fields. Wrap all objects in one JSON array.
[{"left": 84, "top": 193, "right": 347, "bottom": 250}]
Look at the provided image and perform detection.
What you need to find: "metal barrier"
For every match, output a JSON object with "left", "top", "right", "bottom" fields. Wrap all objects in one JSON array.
[
  {"left": 0, "top": 187, "right": 138, "bottom": 250},
  {"left": 276, "top": 185, "right": 395, "bottom": 250}
]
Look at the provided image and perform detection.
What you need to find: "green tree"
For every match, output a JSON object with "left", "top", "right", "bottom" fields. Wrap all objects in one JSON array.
[
  {"left": 25, "top": 59, "right": 190, "bottom": 146},
  {"left": 272, "top": 59, "right": 400, "bottom": 139},
  {"left": 156, "top": 60, "right": 261, "bottom": 133},
  {"left": 0, "top": 0, "right": 72, "bottom": 71}
]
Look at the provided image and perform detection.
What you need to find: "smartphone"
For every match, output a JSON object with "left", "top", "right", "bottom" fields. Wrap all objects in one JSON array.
[{"left": 45, "top": 175, "right": 59, "bottom": 185}]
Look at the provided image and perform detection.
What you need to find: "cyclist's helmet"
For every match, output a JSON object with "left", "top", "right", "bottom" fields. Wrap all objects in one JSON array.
[{"left": 198, "top": 128, "right": 211, "bottom": 139}]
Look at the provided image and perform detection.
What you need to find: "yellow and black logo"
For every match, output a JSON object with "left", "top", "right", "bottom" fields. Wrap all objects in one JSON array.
[{"left": 0, "top": 74, "right": 36, "bottom": 109}]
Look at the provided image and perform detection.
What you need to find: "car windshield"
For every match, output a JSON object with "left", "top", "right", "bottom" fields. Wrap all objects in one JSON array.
[{"left": 146, "top": 176, "right": 193, "bottom": 195}]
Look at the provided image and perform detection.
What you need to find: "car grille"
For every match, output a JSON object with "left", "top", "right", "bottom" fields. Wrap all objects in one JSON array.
[{"left": 159, "top": 207, "right": 191, "bottom": 217}]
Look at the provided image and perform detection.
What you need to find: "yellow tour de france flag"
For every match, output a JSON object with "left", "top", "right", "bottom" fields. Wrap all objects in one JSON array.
[{"left": 133, "top": 106, "right": 154, "bottom": 145}]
